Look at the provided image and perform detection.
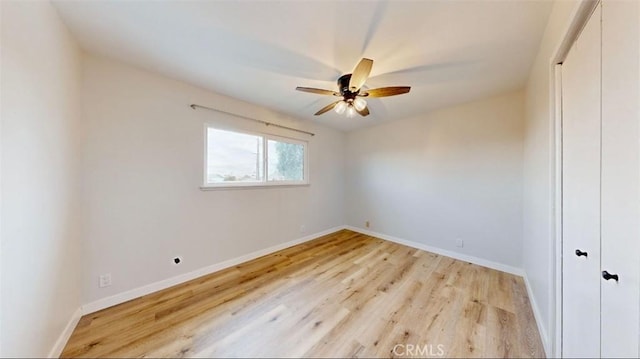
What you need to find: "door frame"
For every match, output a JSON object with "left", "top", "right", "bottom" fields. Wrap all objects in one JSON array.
[{"left": 550, "top": 1, "right": 600, "bottom": 357}]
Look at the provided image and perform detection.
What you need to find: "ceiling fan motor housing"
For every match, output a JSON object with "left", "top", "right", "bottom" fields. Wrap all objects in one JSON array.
[{"left": 337, "top": 74, "right": 358, "bottom": 101}]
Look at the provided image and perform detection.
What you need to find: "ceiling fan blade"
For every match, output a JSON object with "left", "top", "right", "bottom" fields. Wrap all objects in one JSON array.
[
  {"left": 296, "top": 87, "right": 339, "bottom": 96},
  {"left": 314, "top": 100, "right": 342, "bottom": 116},
  {"left": 349, "top": 58, "right": 373, "bottom": 91},
  {"left": 356, "top": 105, "right": 370, "bottom": 117},
  {"left": 362, "top": 86, "right": 411, "bottom": 97}
]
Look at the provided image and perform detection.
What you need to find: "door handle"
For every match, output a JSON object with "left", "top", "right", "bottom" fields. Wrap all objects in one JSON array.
[
  {"left": 575, "top": 249, "right": 588, "bottom": 257},
  {"left": 602, "top": 270, "right": 619, "bottom": 282}
]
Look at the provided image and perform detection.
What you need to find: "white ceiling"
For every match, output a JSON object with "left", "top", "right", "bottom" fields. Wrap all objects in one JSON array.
[{"left": 53, "top": 0, "right": 552, "bottom": 132}]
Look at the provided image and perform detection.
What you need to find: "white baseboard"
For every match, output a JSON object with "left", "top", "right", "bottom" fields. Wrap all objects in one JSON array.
[
  {"left": 523, "top": 273, "right": 550, "bottom": 357},
  {"left": 48, "top": 307, "right": 82, "bottom": 358},
  {"left": 81, "top": 226, "right": 346, "bottom": 315},
  {"left": 345, "top": 226, "right": 523, "bottom": 276}
]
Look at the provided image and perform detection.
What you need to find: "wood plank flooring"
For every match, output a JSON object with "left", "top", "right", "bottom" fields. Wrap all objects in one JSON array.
[{"left": 61, "top": 230, "right": 544, "bottom": 358}]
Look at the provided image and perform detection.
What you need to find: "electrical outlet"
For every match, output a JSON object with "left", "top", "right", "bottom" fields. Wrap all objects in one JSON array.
[
  {"left": 300, "top": 224, "right": 306, "bottom": 233},
  {"left": 455, "top": 239, "right": 464, "bottom": 248},
  {"left": 99, "top": 273, "right": 112, "bottom": 288},
  {"left": 365, "top": 221, "right": 370, "bottom": 228}
]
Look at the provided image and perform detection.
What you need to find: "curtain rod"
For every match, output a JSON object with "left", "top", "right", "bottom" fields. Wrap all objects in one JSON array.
[{"left": 190, "top": 104, "right": 315, "bottom": 137}]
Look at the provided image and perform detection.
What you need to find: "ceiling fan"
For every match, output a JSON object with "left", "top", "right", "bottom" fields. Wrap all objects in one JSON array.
[{"left": 296, "top": 58, "right": 411, "bottom": 117}]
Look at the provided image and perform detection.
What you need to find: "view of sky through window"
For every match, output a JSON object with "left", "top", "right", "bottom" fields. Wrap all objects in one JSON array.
[{"left": 207, "top": 128, "right": 263, "bottom": 183}]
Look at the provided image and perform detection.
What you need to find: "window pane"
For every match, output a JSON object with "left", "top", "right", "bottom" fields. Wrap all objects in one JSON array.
[
  {"left": 207, "top": 128, "right": 263, "bottom": 183},
  {"left": 267, "top": 139, "right": 304, "bottom": 182}
]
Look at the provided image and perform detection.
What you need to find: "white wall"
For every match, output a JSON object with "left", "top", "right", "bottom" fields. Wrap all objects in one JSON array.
[
  {"left": 81, "top": 54, "right": 345, "bottom": 304},
  {"left": 1, "top": 1, "right": 84, "bottom": 357},
  {"left": 522, "top": 1, "right": 580, "bottom": 354},
  {"left": 345, "top": 91, "right": 525, "bottom": 269},
  {"left": 0, "top": 1, "right": 4, "bottom": 354}
]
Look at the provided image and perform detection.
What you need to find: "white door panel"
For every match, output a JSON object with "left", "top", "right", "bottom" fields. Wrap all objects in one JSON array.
[
  {"left": 561, "top": 4, "right": 602, "bottom": 358},
  {"left": 600, "top": 1, "right": 640, "bottom": 357}
]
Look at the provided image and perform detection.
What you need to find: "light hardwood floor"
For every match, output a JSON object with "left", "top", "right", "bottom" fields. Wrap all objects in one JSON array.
[{"left": 61, "top": 230, "right": 544, "bottom": 358}]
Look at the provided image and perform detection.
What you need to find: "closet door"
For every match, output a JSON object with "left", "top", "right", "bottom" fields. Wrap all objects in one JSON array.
[
  {"left": 561, "top": 4, "right": 601, "bottom": 358},
  {"left": 600, "top": 1, "right": 640, "bottom": 357}
]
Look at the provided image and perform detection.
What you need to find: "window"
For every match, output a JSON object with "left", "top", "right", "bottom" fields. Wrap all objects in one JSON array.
[{"left": 204, "top": 127, "right": 308, "bottom": 187}]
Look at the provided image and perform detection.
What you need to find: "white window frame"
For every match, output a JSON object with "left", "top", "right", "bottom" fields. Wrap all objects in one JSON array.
[{"left": 202, "top": 124, "right": 309, "bottom": 189}]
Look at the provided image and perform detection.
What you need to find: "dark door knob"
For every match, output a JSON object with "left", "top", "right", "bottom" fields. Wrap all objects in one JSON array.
[
  {"left": 602, "top": 270, "right": 619, "bottom": 282},
  {"left": 575, "top": 249, "right": 588, "bottom": 257}
]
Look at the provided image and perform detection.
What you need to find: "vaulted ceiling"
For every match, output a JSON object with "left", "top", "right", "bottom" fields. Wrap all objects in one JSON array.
[{"left": 53, "top": 0, "right": 552, "bottom": 131}]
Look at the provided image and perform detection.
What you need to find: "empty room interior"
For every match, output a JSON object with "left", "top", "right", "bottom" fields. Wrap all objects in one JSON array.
[{"left": 2, "top": 0, "right": 640, "bottom": 357}]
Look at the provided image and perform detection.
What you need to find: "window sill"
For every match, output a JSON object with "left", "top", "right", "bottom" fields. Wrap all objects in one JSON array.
[{"left": 200, "top": 183, "right": 310, "bottom": 191}]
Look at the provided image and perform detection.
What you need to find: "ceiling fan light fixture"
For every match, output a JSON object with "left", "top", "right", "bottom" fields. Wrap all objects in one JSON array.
[
  {"left": 334, "top": 100, "right": 348, "bottom": 114},
  {"left": 353, "top": 97, "right": 367, "bottom": 111},
  {"left": 296, "top": 58, "right": 410, "bottom": 118},
  {"left": 346, "top": 105, "right": 356, "bottom": 118}
]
